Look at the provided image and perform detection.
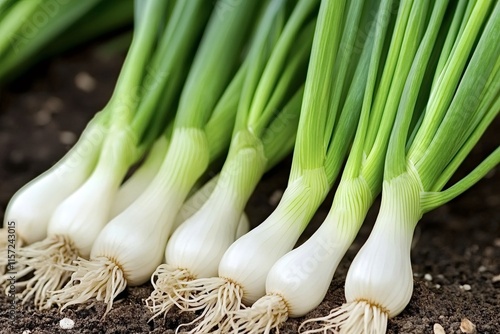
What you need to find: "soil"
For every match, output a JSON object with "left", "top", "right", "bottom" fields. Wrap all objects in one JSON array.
[{"left": 0, "top": 43, "right": 498, "bottom": 334}]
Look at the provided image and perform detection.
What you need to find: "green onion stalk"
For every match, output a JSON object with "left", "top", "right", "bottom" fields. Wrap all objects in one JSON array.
[
  {"left": 112, "top": 144, "right": 253, "bottom": 249},
  {"left": 0, "top": 0, "right": 113, "bottom": 264},
  {"left": 172, "top": 0, "right": 375, "bottom": 332},
  {"left": 12, "top": 0, "right": 135, "bottom": 80},
  {"left": 304, "top": 1, "right": 499, "bottom": 333},
  {"left": 226, "top": 0, "right": 425, "bottom": 332},
  {"left": 145, "top": 0, "right": 317, "bottom": 329},
  {"left": 0, "top": 0, "right": 133, "bottom": 274},
  {"left": 0, "top": 0, "right": 132, "bottom": 84},
  {"left": 48, "top": 0, "right": 264, "bottom": 315},
  {"left": 0, "top": 0, "right": 193, "bottom": 308}
]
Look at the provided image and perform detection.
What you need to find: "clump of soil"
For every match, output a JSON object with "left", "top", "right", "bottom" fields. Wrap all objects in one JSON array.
[{"left": 0, "top": 44, "right": 498, "bottom": 334}]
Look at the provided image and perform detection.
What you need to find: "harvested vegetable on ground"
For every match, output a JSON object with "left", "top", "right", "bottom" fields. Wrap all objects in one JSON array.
[
  {"left": 0, "top": 0, "right": 497, "bottom": 332},
  {"left": 1, "top": 0, "right": 198, "bottom": 307},
  {"left": 171, "top": 0, "right": 377, "bottom": 331},
  {"left": 144, "top": 0, "right": 316, "bottom": 327},
  {"left": 228, "top": 0, "right": 419, "bottom": 331},
  {"left": 48, "top": 0, "right": 263, "bottom": 315},
  {"left": 302, "top": 0, "right": 500, "bottom": 332},
  {"left": 0, "top": 0, "right": 134, "bottom": 275}
]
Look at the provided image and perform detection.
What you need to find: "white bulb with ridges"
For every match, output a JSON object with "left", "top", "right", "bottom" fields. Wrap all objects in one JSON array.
[
  {"left": 345, "top": 170, "right": 423, "bottom": 318},
  {"left": 90, "top": 128, "right": 210, "bottom": 285},
  {"left": 219, "top": 168, "right": 329, "bottom": 304},
  {"left": 111, "top": 136, "right": 169, "bottom": 217},
  {"left": 166, "top": 140, "right": 266, "bottom": 278},
  {"left": 4, "top": 114, "right": 106, "bottom": 244},
  {"left": 266, "top": 178, "right": 372, "bottom": 317}
]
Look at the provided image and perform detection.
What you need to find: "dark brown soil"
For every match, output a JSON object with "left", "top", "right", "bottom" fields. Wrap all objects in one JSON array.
[{"left": 0, "top": 43, "right": 498, "bottom": 334}]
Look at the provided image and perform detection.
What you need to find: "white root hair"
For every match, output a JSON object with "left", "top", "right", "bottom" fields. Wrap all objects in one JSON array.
[
  {"left": 173, "top": 277, "right": 244, "bottom": 334},
  {"left": 299, "top": 300, "right": 388, "bottom": 334},
  {"left": 228, "top": 293, "right": 289, "bottom": 334},
  {"left": 145, "top": 264, "right": 195, "bottom": 320},
  {"left": 49, "top": 256, "right": 127, "bottom": 316},
  {"left": 0, "top": 235, "right": 77, "bottom": 309}
]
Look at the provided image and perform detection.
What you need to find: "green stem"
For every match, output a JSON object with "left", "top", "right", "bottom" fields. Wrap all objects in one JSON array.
[
  {"left": 290, "top": 0, "right": 346, "bottom": 179},
  {"left": 408, "top": 0, "right": 492, "bottom": 166},
  {"left": 431, "top": 94, "right": 500, "bottom": 192},
  {"left": 362, "top": 0, "right": 415, "bottom": 155},
  {"left": 322, "top": 0, "right": 366, "bottom": 148},
  {"left": 246, "top": 0, "right": 319, "bottom": 129},
  {"left": 324, "top": 21, "right": 374, "bottom": 185},
  {"left": 414, "top": 1, "right": 500, "bottom": 188},
  {"left": 252, "top": 19, "right": 314, "bottom": 138},
  {"left": 130, "top": 0, "right": 210, "bottom": 141},
  {"left": 205, "top": 64, "right": 248, "bottom": 161},
  {"left": 345, "top": 0, "right": 394, "bottom": 179},
  {"left": 430, "top": 0, "right": 468, "bottom": 89},
  {"left": 262, "top": 85, "right": 304, "bottom": 169},
  {"left": 234, "top": 0, "right": 288, "bottom": 135},
  {"left": 421, "top": 146, "right": 500, "bottom": 212},
  {"left": 108, "top": 0, "right": 169, "bottom": 124},
  {"left": 0, "top": 0, "right": 101, "bottom": 83},
  {"left": 174, "top": 0, "right": 261, "bottom": 129},
  {"left": 385, "top": 0, "right": 449, "bottom": 180},
  {"left": 0, "top": 0, "right": 40, "bottom": 56}
]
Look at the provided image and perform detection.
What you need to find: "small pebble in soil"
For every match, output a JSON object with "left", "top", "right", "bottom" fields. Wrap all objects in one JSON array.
[
  {"left": 75, "top": 72, "right": 97, "bottom": 92},
  {"left": 460, "top": 284, "right": 471, "bottom": 291},
  {"left": 434, "top": 323, "right": 446, "bottom": 334},
  {"left": 491, "top": 274, "right": 500, "bottom": 282},
  {"left": 494, "top": 238, "right": 500, "bottom": 247},
  {"left": 44, "top": 96, "right": 64, "bottom": 112},
  {"left": 424, "top": 273, "right": 433, "bottom": 281},
  {"left": 268, "top": 189, "right": 283, "bottom": 206},
  {"left": 59, "top": 131, "right": 77, "bottom": 145},
  {"left": 34, "top": 110, "right": 52, "bottom": 126},
  {"left": 22, "top": 330, "right": 31, "bottom": 334},
  {"left": 460, "top": 318, "right": 477, "bottom": 334},
  {"left": 478, "top": 265, "right": 487, "bottom": 272},
  {"left": 59, "top": 318, "right": 75, "bottom": 329}
]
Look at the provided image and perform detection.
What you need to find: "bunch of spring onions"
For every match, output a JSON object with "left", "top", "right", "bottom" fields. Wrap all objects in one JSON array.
[
  {"left": 0, "top": 0, "right": 133, "bottom": 84},
  {"left": 166, "top": 0, "right": 383, "bottom": 332},
  {"left": 0, "top": 0, "right": 133, "bottom": 272},
  {"left": 47, "top": 0, "right": 263, "bottom": 315},
  {"left": 0, "top": 0, "right": 204, "bottom": 307},
  {"left": 0, "top": 0, "right": 497, "bottom": 332},
  {"left": 145, "top": 0, "right": 316, "bottom": 327},
  {"left": 299, "top": 0, "right": 500, "bottom": 333},
  {"left": 228, "top": 0, "right": 406, "bottom": 331}
]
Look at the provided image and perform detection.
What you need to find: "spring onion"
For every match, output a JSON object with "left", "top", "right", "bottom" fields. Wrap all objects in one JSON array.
[
  {"left": 48, "top": 0, "right": 262, "bottom": 315},
  {"left": 145, "top": 0, "right": 316, "bottom": 326},
  {"left": 302, "top": 0, "right": 500, "bottom": 332},
  {"left": 0, "top": 0, "right": 132, "bottom": 84},
  {"left": 227, "top": 0, "right": 398, "bottom": 331},
  {"left": 112, "top": 138, "right": 251, "bottom": 235},
  {"left": 1, "top": 0, "right": 182, "bottom": 307},
  {"left": 172, "top": 0, "right": 377, "bottom": 331}
]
